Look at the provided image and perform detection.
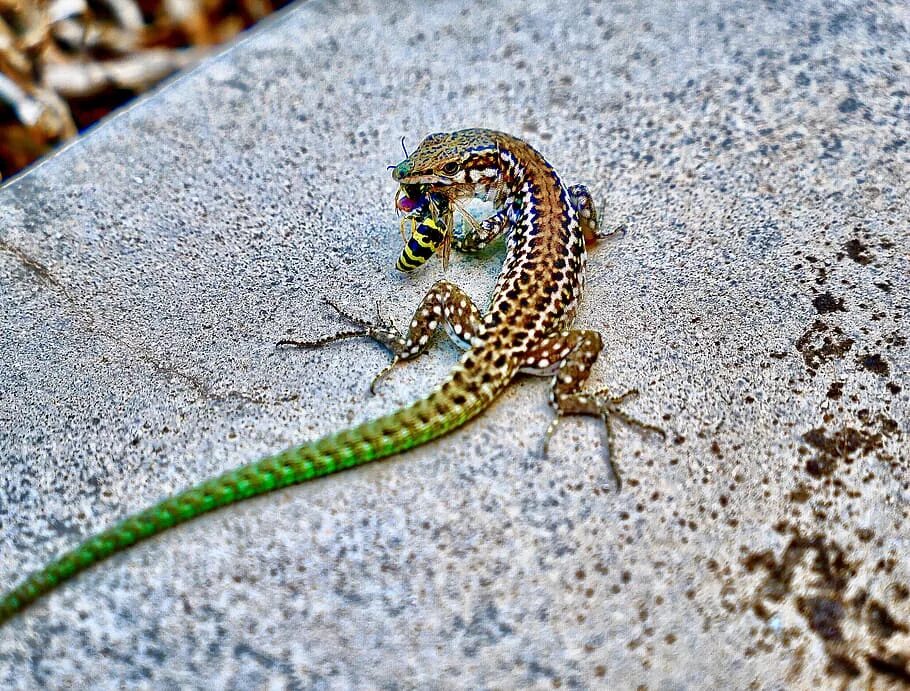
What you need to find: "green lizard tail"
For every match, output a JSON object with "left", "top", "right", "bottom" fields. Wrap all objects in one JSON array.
[{"left": 0, "top": 349, "right": 513, "bottom": 625}]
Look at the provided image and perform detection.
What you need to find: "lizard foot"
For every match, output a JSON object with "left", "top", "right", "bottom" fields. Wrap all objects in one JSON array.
[
  {"left": 541, "top": 388, "right": 665, "bottom": 490},
  {"left": 276, "top": 299, "right": 404, "bottom": 394}
]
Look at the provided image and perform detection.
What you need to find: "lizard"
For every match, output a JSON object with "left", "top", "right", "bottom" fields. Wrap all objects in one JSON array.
[{"left": 0, "top": 128, "right": 663, "bottom": 626}]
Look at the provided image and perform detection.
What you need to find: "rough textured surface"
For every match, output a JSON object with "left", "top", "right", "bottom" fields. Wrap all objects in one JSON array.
[{"left": 1, "top": 0, "right": 908, "bottom": 686}]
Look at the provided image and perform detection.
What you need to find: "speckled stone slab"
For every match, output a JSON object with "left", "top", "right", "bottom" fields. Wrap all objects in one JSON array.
[{"left": 1, "top": 0, "right": 908, "bottom": 687}]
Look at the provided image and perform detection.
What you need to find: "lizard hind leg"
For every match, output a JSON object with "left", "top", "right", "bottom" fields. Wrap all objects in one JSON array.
[{"left": 520, "top": 329, "right": 665, "bottom": 489}]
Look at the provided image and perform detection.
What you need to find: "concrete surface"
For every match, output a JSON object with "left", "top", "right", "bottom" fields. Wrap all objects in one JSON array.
[{"left": 1, "top": 0, "right": 908, "bottom": 687}]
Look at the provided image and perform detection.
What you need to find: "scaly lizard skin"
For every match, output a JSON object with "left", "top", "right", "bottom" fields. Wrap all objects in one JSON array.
[{"left": 0, "top": 128, "right": 661, "bottom": 625}]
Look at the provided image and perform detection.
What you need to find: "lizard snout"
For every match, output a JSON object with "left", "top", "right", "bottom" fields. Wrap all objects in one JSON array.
[{"left": 391, "top": 160, "right": 411, "bottom": 181}]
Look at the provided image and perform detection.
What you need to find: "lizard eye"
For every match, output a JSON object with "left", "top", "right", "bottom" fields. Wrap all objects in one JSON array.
[{"left": 441, "top": 162, "right": 459, "bottom": 175}]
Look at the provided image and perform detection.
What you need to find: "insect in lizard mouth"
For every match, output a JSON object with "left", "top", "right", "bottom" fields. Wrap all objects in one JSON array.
[
  {"left": 393, "top": 181, "right": 500, "bottom": 274},
  {"left": 394, "top": 183, "right": 453, "bottom": 273}
]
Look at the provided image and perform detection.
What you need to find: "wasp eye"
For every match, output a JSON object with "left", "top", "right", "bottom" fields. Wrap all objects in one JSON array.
[{"left": 442, "top": 162, "right": 458, "bottom": 175}]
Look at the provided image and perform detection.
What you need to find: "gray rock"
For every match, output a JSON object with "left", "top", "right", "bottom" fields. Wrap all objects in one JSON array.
[{"left": 1, "top": 0, "right": 907, "bottom": 687}]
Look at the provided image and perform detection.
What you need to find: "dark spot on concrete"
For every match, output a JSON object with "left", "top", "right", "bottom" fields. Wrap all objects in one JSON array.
[
  {"left": 222, "top": 77, "right": 250, "bottom": 92},
  {"left": 867, "top": 600, "right": 908, "bottom": 639},
  {"left": 456, "top": 602, "right": 515, "bottom": 656},
  {"left": 855, "top": 527, "right": 874, "bottom": 542},
  {"left": 838, "top": 97, "right": 862, "bottom": 113},
  {"left": 821, "top": 133, "right": 842, "bottom": 157},
  {"left": 842, "top": 238, "right": 872, "bottom": 265},
  {"left": 801, "top": 423, "right": 893, "bottom": 477},
  {"left": 827, "top": 10, "right": 854, "bottom": 35},
  {"left": 826, "top": 654, "right": 861, "bottom": 678},
  {"left": 788, "top": 485, "right": 811, "bottom": 503},
  {"left": 744, "top": 531, "right": 852, "bottom": 610},
  {"left": 797, "top": 596, "right": 844, "bottom": 641},
  {"left": 826, "top": 382, "right": 843, "bottom": 399},
  {"left": 741, "top": 528, "right": 909, "bottom": 679},
  {"left": 867, "top": 655, "right": 910, "bottom": 683},
  {"left": 812, "top": 292, "right": 845, "bottom": 314},
  {"left": 857, "top": 353, "right": 889, "bottom": 377}
]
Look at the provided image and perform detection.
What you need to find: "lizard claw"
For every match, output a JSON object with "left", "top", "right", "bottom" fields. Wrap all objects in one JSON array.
[
  {"left": 594, "top": 387, "right": 666, "bottom": 442},
  {"left": 597, "top": 388, "right": 666, "bottom": 490},
  {"left": 276, "top": 299, "right": 372, "bottom": 349},
  {"left": 368, "top": 358, "right": 400, "bottom": 395},
  {"left": 595, "top": 223, "right": 627, "bottom": 242},
  {"left": 540, "top": 415, "right": 563, "bottom": 458}
]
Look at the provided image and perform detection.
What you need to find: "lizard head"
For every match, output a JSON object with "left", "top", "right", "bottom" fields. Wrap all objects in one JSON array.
[{"left": 391, "top": 129, "right": 502, "bottom": 200}]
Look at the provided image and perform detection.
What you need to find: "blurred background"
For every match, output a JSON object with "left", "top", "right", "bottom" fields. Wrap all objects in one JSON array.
[{"left": 0, "top": 0, "right": 291, "bottom": 179}]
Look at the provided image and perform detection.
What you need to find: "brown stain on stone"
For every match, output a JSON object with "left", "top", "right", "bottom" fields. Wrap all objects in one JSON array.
[
  {"left": 801, "top": 426, "right": 879, "bottom": 477},
  {"left": 842, "top": 238, "right": 873, "bottom": 265},
  {"left": 812, "top": 292, "right": 846, "bottom": 314},
  {"left": 743, "top": 525, "right": 910, "bottom": 683},
  {"left": 799, "top": 412, "right": 899, "bottom": 479},
  {"left": 796, "top": 595, "right": 845, "bottom": 641},
  {"left": 866, "top": 654, "right": 910, "bottom": 684},
  {"left": 867, "top": 600, "right": 908, "bottom": 639},
  {"left": 826, "top": 382, "right": 844, "bottom": 400},
  {"left": 795, "top": 320, "right": 854, "bottom": 373}
]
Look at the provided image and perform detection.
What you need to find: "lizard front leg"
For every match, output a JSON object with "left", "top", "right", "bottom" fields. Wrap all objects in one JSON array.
[
  {"left": 453, "top": 185, "right": 610, "bottom": 254},
  {"left": 519, "top": 329, "right": 664, "bottom": 488},
  {"left": 567, "top": 183, "right": 628, "bottom": 246},
  {"left": 451, "top": 205, "right": 510, "bottom": 253},
  {"left": 279, "top": 280, "right": 482, "bottom": 392},
  {"left": 380, "top": 279, "right": 483, "bottom": 355}
]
